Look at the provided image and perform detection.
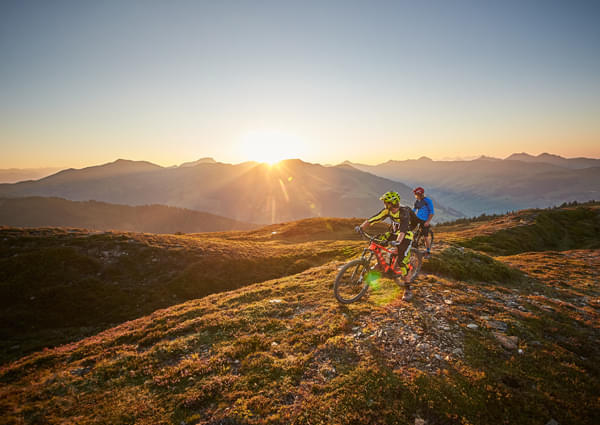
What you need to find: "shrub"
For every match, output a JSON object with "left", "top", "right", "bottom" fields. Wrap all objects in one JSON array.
[{"left": 422, "top": 247, "right": 524, "bottom": 283}]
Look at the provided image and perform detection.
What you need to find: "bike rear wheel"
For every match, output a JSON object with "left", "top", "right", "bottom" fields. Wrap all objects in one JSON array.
[
  {"left": 414, "top": 228, "right": 434, "bottom": 253},
  {"left": 334, "top": 259, "right": 372, "bottom": 304}
]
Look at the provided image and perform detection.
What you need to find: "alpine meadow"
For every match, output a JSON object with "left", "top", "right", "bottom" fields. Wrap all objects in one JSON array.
[{"left": 1, "top": 1, "right": 600, "bottom": 424}]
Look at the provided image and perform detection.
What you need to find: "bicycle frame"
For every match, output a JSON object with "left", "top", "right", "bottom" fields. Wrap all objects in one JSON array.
[
  {"left": 413, "top": 223, "right": 434, "bottom": 252},
  {"left": 359, "top": 232, "right": 407, "bottom": 277}
]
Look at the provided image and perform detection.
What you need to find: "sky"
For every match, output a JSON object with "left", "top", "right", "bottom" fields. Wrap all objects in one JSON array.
[{"left": 1, "top": 0, "right": 599, "bottom": 168}]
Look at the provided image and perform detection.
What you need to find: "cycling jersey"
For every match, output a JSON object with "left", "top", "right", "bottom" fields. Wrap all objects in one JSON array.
[
  {"left": 367, "top": 206, "right": 416, "bottom": 234},
  {"left": 414, "top": 197, "right": 434, "bottom": 221}
]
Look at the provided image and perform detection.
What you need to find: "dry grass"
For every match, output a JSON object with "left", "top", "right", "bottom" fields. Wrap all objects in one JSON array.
[{"left": 0, "top": 209, "right": 599, "bottom": 424}]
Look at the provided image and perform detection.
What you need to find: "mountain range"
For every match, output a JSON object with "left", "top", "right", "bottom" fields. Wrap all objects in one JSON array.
[
  {"left": 343, "top": 153, "right": 600, "bottom": 216},
  {"left": 0, "top": 158, "right": 462, "bottom": 224},
  {"left": 1, "top": 153, "right": 598, "bottom": 227}
]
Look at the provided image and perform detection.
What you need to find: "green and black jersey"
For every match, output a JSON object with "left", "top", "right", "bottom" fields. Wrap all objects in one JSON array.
[{"left": 367, "top": 206, "right": 417, "bottom": 235}]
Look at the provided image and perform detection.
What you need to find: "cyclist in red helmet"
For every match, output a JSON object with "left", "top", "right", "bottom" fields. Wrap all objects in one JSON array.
[{"left": 413, "top": 187, "right": 434, "bottom": 256}]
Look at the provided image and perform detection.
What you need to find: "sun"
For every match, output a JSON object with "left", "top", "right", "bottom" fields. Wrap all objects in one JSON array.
[{"left": 239, "top": 131, "right": 304, "bottom": 164}]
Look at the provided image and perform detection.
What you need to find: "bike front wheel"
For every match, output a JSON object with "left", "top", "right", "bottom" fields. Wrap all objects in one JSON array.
[
  {"left": 334, "top": 259, "right": 372, "bottom": 304},
  {"left": 405, "top": 249, "right": 423, "bottom": 283}
]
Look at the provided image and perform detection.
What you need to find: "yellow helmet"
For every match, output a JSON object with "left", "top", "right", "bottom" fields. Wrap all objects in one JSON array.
[{"left": 379, "top": 191, "right": 401, "bottom": 205}]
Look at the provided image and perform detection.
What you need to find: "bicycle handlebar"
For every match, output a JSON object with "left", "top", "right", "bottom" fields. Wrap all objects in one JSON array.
[{"left": 357, "top": 227, "right": 389, "bottom": 245}]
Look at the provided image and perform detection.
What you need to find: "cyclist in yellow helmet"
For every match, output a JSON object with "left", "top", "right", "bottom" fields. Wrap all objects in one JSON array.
[{"left": 355, "top": 191, "right": 418, "bottom": 301}]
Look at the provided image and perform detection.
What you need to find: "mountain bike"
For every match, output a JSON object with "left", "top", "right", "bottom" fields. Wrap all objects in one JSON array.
[
  {"left": 413, "top": 222, "right": 434, "bottom": 254},
  {"left": 333, "top": 228, "right": 423, "bottom": 304}
]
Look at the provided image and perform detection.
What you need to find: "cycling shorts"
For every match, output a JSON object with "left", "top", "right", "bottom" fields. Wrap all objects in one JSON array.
[{"left": 417, "top": 218, "right": 430, "bottom": 237}]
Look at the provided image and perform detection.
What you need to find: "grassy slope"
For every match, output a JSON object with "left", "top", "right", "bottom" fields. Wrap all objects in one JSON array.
[
  {"left": 0, "top": 197, "right": 258, "bottom": 233},
  {"left": 1, "top": 256, "right": 598, "bottom": 424},
  {"left": 0, "top": 219, "right": 377, "bottom": 364},
  {"left": 0, "top": 207, "right": 599, "bottom": 424},
  {"left": 459, "top": 205, "right": 600, "bottom": 255}
]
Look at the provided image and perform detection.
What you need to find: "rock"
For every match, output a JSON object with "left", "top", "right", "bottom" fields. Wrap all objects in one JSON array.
[
  {"left": 269, "top": 299, "right": 283, "bottom": 303},
  {"left": 545, "top": 419, "right": 559, "bottom": 425},
  {"left": 493, "top": 332, "right": 518, "bottom": 350},
  {"left": 271, "top": 342, "right": 278, "bottom": 346},
  {"left": 467, "top": 323, "right": 478, "bottom": 330},
  {"left": 434, "top": 354, "right": 442, "bottom": 361},
  {"left": 488, "top": 320, "right": 508, "bottom": 331},
  {"left": 480, "top": 315, "right": 490, "bottom": 320},
  {"left": 444, "top": 299, "right": 453, "bottom": 305},
  {"left": 415, "top": 416, "right": 426, "bottom": 425},
  {"left": 70, "top": 367, "right": 91, "bottom": 377}
]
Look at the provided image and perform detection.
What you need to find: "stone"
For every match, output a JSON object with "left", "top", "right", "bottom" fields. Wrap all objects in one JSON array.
[
  {"left": 493, "top": 332, "right": 518, "bottom": 350},
  {"left": 415, "top": 416, "right": 426, "bottom": 425},
  {"left": 70, "top": 367, "right": 91, "bottom": 377},
  {"left": 467, "top": 323, "right": 478, "bottom": 330},
  {"left": 488, "top": 320, "right": 508, "bottom": 331},
  {"left": 545, "top": 420, "right": 559, "bottom": 425}
]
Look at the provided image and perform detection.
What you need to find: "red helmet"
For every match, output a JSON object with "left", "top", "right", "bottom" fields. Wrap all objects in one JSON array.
[{"left": 413, "top": 187, "right": 425, "bottom": 195}]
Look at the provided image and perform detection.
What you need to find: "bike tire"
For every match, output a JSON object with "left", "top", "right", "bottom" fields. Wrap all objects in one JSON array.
[
  {"left": 334, "top": 259, "right": 371, "bottom": 304},
  {"left": 405, "top": 249, "right": 423, "bottom": 283}
]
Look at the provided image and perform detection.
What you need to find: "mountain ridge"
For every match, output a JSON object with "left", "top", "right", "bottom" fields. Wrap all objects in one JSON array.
[
  {"left": 0, "top": 197, "right": 257, "bottom": 233},
  {"left": 0, "top": 160, "right": 463, "bottom": 224}
]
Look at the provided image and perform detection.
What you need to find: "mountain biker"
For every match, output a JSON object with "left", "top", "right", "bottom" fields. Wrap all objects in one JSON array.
[
  {"left": 413, "top": 187, "right": 434, "bottom": 256},
  {"left": 355, "top": 191, "right": 418, "bottom": 301}
]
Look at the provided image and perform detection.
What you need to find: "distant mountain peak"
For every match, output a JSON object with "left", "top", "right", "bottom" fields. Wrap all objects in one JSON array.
[
  {"left": 179, "top": 157, "right": 217, "bottom": 167},
  {"left": 417, "top": 156, "right": 433, "bottom": 161},
  {"left": 505, "top": 152, "right": 535, "bottom": 160},
  {"left": 102, "top": 158, "right": 162, "bottom": 168},
  {"left": 537, "top": 152, "right": 563, "bottom": 160}
]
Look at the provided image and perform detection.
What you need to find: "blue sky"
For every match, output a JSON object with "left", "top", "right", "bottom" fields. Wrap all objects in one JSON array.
[{"left": 1, "top": 0, "right": 599, "bottom": 167}]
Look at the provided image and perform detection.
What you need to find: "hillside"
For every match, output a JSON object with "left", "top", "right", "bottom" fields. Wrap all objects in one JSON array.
[
  {"left": 0, "top": 197, "right": 257, "bottom": 233},
  {"left": 0, "top": 206, "right": 598, "bottom": 424},
  {"left": 343, "top": 155, "right": 600, "bottom": 216},
  {"left": 0, "top": 219, "right": 377, "bottom": 364},
  {"left": 0, "top": 158, "right": 462, "bottom": 224}
]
